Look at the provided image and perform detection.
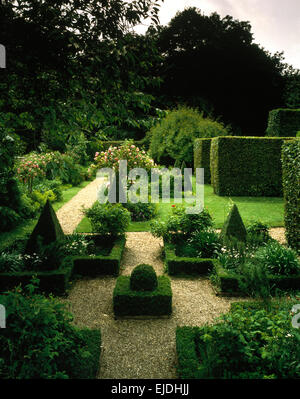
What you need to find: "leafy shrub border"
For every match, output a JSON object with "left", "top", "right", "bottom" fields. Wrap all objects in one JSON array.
[
  {"left": 213, "top": 262, "right": 300, "bottom": 295},
  {"left": 113, "top": 275, "right": 172, "bottom": 317},
  {"left": 164, "top": 241, "right": 217, "bottom": 276},
  {"left": 72, "top": 235, "right": 126, "bottom": 277}
]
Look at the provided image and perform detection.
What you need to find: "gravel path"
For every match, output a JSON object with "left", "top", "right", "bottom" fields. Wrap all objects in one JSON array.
[
  {"left": 62, "top": 232, "right": 246, "bottom": 379},
  {"left": 56, "top": 181, "right": 287, "bottom": 379},
  {"left": 56, "top": 178, "right": 104, "bottom": 234}
]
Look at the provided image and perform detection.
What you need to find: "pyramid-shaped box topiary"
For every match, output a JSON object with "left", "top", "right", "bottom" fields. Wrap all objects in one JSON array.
[
  {"left": 25, "top": 199, "right": 65, "bottom": 254},
  {"left": 220, "top": 203, "right": 247, "bottom": 244},
  {"left": 113, "top": 264, "right": 172, "bottom": 317}
]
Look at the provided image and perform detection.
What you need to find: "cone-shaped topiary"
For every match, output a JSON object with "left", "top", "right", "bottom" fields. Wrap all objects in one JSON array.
[
  {"left": 220, "top": 203, "right": 247, "bottom": 243},
  {"left": 174, "top": 159, "right": 181, "bottom": 169},
  {"left": 130, "top": 264, "right": 158, "bottom": 291},
  {"left": 25, "top": 199, "right": 65, "bottom": 254}
]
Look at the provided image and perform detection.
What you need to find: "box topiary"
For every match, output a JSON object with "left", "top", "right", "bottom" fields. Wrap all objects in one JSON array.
[
  {"left": 220, "top": 203, "right": 247, "bottom": 244},
  {"left": 130, "top": 264, "right": 158, "bottom": 291},
  {"left": 25, "top": 199, "right": 65, "bottom": 254},
  {"left": 113, "top": 273, "right": 172, "bottom": 317}
]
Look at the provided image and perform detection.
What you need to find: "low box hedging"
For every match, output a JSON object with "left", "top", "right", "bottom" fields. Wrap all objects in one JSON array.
[
  {"left": 176, "top": 327, "right": 202, "bottom": 379},
  {"left": 281, "top": 139, "right": 300, "bottom": 252},
  {"left": 164, "top": 242, "right": 216, "bottom": 276},
  {"left": 266, "top": 108, "right": 300, "bottom": 137},
  {"left": 214, "top": 262, "right": 300, "bottom": 294},
  {"left": 72, "top": 235, "right": 126, "bottom": 277},
  {"left": 73, "top": 329, "right": 101, "bottom": 379},
  {"left": 113, "top": 275, "right": 172, "bottom": 317},
  {"left": 210, "top": 136, "right": 295, "bottom": 196},
  {"left": 0, "top": 258, "right": 73, "bottom": 295},
  {"left": 194, "top": 138, "right": 212, "bottom": 183}
]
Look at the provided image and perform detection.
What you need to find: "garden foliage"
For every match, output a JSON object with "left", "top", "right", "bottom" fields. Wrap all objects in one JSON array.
[{"left": 266, "top": 108, "right": 300, "bottom": 137}]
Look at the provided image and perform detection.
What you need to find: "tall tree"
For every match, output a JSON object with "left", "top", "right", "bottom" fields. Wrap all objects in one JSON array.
[{"left": 154, "top": 7, "right": 289, "bottom": 135}]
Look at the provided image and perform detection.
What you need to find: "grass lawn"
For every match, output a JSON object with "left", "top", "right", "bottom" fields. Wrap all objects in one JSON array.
[
  {"left": 76, "top": 183, "right": 284, "bottom": 233},
  {"left": 0, "top": 181, "right": 90, "bottom": 252}
]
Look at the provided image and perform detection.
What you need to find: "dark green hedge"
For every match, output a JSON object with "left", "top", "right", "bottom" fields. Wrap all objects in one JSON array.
[
  {"left": 72, "top": 236, "right": 126, "bottom": 277},
  {"left": 164, "top": 242, "right": 216, "bottom": 276},
  {"left": 210, "top": 136, "right": 295, "bottom": 196},
  {"left": 176, "top": 327, "right": 202, "bottom": 379},
  {"left": 282, "top": 140, "right": 300, "bottom": 252},
  {"left": 266, "top": 108, "right": 300, "bottom": 137},
  {"left": 194, "top": 138, "right": 212, "bottom": 183},
  {"left": 0, "top": 259, "right": 73, "bottom": 296},
  {"left": 113, "top": 275, "right": 172, "bottom": 317},
  {"left": 72, "top": 329, "right": 101, "bottom": 379},
  {"left": 214, "top": 263, "right": 300, "bottom": 294}
]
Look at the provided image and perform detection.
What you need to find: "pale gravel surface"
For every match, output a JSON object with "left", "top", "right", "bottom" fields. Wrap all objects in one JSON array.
[
  {"left": 56, "top": 181, "right": 287, "bottom": 379},
  {"left": 61, "top": 232, "right": 247, "bottom": 379},
  {"left": 56, "top": 177, "right": 105, "bottom": 234}
]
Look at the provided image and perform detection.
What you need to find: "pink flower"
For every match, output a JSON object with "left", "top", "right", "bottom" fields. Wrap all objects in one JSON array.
[{"left": 95, "top": 152, "right": 99, "bottom": 157}]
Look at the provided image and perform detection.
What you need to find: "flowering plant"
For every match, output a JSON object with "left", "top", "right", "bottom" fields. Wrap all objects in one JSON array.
[
  {"left": 15, "top": 151, "right": 63, "bottom": 192},
  {"left": 89, "top": 140, "right": 156, "bottom": 174}
]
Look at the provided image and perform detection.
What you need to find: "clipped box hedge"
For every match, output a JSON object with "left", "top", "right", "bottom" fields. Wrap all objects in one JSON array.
[
  {"left": 72, "top": 235, "right": 126, "bottom": 277},
  {"left": 282, "top": 139, "right": 300, "bottom": 252},
  {"left": 164, "top": 241, "right": 217, "bottom": 276},
  {"left": 176, "top": 326, "right": 202, "bottom": 379},
  {"left": 266, "top": 108, "right": 300, "bottom": 137},
  {"left": 0, "top": 258, "right": 73, "bottom": 296},
  {"left": 71, "top": 328, "right": 101, "bottom": 379},
  {"left": 194, "top": 138, "right": 212, "bottom": 183},
  {"left": 113, "top": 275, "right": 172, "bottom": 317},
  {"left": 213, "top": 262, "right": 300, "bottom": 295},
  {"left": 210, "top": 136, "right": 294, "bottom": 196}
]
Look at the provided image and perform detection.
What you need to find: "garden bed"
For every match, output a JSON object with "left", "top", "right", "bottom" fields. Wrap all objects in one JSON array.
[
  {"left": 164, "top": 241, "right": 217, "bottom": 276},
  {"left": 72, "top": 235, "right": 126, "bottom": 277},
  {"left": 0, "top": 257, "right": 74, "bottom": 296},
  {"left": 213, "top": 262, "right": 300, "bottom": 295}
]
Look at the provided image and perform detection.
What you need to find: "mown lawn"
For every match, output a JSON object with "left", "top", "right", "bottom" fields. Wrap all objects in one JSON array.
[{"left": 76, "top": 183, "right": 284, "bottom": 233}]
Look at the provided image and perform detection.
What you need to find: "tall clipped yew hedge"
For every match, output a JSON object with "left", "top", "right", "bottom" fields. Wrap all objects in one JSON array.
[
  {"left": 194, "top": 138, "right": 212, "bottom": 183},
  {"left": 210, "top": 136, "right": 294, "bottom": 196},
  {"left": 281, "top": 139, "right": 300, "bottom": 252},
  {"left": 266, "top": 109, "right": 300, "bottom": 137}
]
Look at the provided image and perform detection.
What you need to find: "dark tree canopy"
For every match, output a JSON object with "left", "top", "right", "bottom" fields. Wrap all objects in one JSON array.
[{"left": 154, "top": 7, "right": 289, "bottom": 135}]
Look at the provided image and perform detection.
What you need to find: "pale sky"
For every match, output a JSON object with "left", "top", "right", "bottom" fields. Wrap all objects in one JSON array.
[{"left": 135, "top": 0, "right": 300, "bottom": 70}]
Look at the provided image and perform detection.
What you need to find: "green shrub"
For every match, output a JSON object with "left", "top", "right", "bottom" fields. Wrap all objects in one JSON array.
[
  {"left": 0, "top": 206, "right": 21, "bottom": 232},
  {"left": 83, "top": 202, "right": 130, "bottom": 236},
  {"left": 194, "top": 138, "right": 212, "bottom": 183},
  {"left": 150, "top": 205, "right": 213, "bottom": 243},
  {"left": 123, "top": 201, "right": 157, "bottom": 221},
  {"left": 246, "top": 221, "right": 272, "bottom": 247},
  {"left": 113, "top": 275, "right": 172, "bottom": 317},
  {"left": 0, "top": 278, "right": 100, "bottom": 378},
  {"left": 266, "top": 108, "right": 300, "bottom": 137},
  {"left": 281, "top": 139, "right": 300, "bottom": 252},
  {"left": 185, "top": 229, "right": 221, "bottom": 258},
  {"left": 149, "top": 107, "right": 228, "bottom": 166},
  {"left": 210, "top": 136, "right": 295, "bottom": 196},
  {"left": 254, "top": 241, "right": 300, "bottom": 276},
  {"left": 193, "top": 303, "right": 300, "bottom": 378},
  {"left": 130, "top": 264, "right": 158, "bottom": 291},
  {"left": 220, "top": 203, "right": 247, "bottom": 244}
]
